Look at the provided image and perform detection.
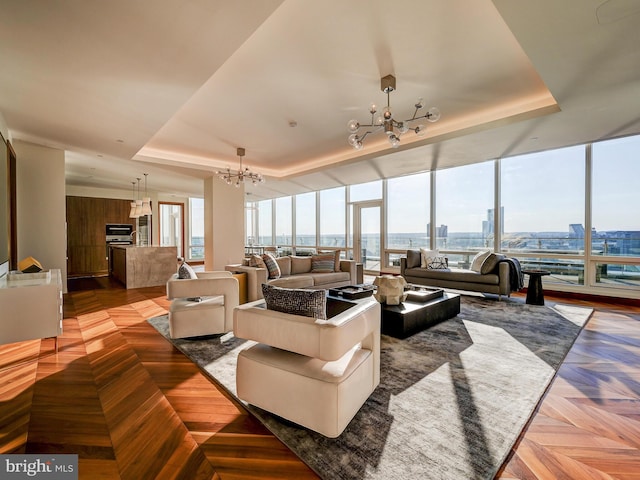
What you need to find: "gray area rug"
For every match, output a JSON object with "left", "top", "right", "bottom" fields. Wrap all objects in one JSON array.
[{"left": 148, "top": 296, "right": 592, "bottom": 480}]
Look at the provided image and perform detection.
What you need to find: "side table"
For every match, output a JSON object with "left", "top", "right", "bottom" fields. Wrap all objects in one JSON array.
[{"left": 523, "top": 269, "right": 550, "bottom": 305}]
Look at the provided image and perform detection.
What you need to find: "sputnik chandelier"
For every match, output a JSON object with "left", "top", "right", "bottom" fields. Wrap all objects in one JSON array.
[
  {"left": 347, "top": 75, "right": 441, "bottom": 150},
  {"left": 217, "top": 147, "right": 264, "bottom": 187}
]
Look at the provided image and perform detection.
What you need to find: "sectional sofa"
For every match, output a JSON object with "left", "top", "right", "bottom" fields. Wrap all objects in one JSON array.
[{"left": 226, "top": 253, "right": 357, "bottom": 302}]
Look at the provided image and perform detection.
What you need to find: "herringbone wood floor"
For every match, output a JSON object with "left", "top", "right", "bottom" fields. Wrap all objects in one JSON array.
[{"left": 1, "top": 278, "right": 639, "bottom": 479}]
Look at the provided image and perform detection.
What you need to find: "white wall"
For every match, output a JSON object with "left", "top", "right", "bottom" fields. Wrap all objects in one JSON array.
[
  {"left": 13, "top": 140, "right": 67, "bottom": 292},
  {"left": 204, "top": 176, "right": 244, "bottom": 270}
]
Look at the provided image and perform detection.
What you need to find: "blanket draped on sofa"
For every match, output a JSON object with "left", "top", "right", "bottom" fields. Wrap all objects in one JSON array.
[{"left": 498, "top": 257, "right": 524, "bottom": 292}]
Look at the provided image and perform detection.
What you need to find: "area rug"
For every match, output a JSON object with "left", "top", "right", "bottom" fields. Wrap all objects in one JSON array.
[{"left": 148, "top": 296, "right": 592, "bottom": 480}]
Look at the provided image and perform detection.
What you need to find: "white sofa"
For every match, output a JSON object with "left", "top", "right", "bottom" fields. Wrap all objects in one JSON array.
[
  {"left": 233, "top": 294, "right": 381, "bottom": 438},
  {"left": 226, "top": 254, "right": 357, "bottom": 302}
]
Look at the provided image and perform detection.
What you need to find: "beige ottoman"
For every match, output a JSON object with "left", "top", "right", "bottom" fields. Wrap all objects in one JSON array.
[
  {"left": 168, "top": 296, "right": 226, "bottom": 339},
  {"left": 237, "top": 342, "right": 375, "bottom": 438}
]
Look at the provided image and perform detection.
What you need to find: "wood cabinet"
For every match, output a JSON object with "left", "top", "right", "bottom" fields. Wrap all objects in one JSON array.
[{"left": 66, "top": 196, "right": 133, "bottom": 276}]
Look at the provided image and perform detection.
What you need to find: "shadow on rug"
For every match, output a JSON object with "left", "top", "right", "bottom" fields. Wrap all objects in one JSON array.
[{"left": 148, "top": 296, "right": 592, "bottom": 480}]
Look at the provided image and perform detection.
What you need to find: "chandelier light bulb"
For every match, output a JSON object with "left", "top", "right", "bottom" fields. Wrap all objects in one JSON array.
[
  {"left": 369, "top": 103, "right": 377, "bottom": 114},
  {"left": 348, "top": 133, "right": 360, "bottom": 146},
  {"left": 347, "top": 119, "right": 360, "bottom": 133},
  {"left": 415, "top": 97, "right": 425, "bottom": 109},
  {"left": 389, "top": 134, "right": 400, "bottom": 148},
  {"left": 415, "top": 124, "right": 426, "bottom": 136},
  {"left": 398, "top": 122, "right": 409, "bottom": 134},
  {"left": 427, "top": 107, "right": 441, "bottom": 122}
]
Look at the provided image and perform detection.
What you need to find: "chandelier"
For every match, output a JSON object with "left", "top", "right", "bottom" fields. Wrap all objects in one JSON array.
[
  {"left": 217, "top": 147, "right": 264, "bottom": 187},
  {"left": 347, "top": 75, "right": 440, "bottom": 150}
]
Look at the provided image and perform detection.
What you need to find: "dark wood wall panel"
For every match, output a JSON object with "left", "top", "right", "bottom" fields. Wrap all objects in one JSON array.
[{"left": 66, "top": 196, "right": 133, "bottom": 276}]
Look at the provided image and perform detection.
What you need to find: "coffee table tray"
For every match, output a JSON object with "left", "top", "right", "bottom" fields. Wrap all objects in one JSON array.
[
  {"left": 328, "top": 285, "right": 375, "bottom": 299},
  {"left": 405, "top": 287, "right": 444, "bottom": 303}
]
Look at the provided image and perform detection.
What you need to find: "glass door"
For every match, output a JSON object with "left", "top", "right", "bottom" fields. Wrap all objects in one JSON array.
[
  {"left": 353, "top": 201, "right": 383, "bottom": 275},
  {"left": 159, "top": 202, "right": 184, "bottom": 258}
]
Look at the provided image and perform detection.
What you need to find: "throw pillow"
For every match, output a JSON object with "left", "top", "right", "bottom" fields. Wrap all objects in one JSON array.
[
  {"left": 177, "top": 261, "right": 197, "bottom": 279},
  {"left": 334, "top": 250, "right": 342, "bottom": 272},
  {"left": 406, "top": 250, "right": 421, "bottom": 269},
  {"left": 470, "top": 250, "right": 491, "bottom": 272},
  {"left": 262, "top": 284, "right": 327, "bottom": 320},
  {"left": 427, "top": 255, "right": 449, "bottom": 270},
  {"left": 419, "top": 248, "right": 439, "bottom": 268},
  {"left": 261, "top": 252, "right": 281, "bottom": 279},
  {"left": 290, "top": 255, "right": 312, "bottom": 275},
  {"left": 249, "top": 254, "right": 266, "bottom": 268},
  {"left": 311, "top": 253, "right": 335, "bottom": 273},
  {"left": 480, "top": 253, "right": 505, "bottom": 274}
]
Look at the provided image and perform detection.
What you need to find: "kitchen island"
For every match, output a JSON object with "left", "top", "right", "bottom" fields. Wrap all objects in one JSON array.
[{"left": 110, "top": 245, "right": 178, "bottom": 289}]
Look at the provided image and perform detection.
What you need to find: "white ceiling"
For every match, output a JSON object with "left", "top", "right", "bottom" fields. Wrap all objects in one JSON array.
[{"left": 1, "top": 0, "right": 639, "bottom": 200}]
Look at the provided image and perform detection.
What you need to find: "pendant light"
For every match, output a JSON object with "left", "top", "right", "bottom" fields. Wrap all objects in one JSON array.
[
  {"left": 134, "top": 177, "right": 143, "bottom": 217},
  {"left": 141, "top": 173, "right": 152, "bottom": 215},
  {"left": 128, "top": 181, "right": 137, "bottom": 218}
]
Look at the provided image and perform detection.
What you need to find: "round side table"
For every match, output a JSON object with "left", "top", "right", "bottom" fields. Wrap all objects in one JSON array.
[{"left": 522, "top": 269, "right": 550, "bottom": 305}]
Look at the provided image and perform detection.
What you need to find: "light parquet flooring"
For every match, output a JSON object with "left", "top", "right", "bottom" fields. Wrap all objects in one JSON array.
[{"left": 1, "top": 278, "right": 639, "bottom": 479}]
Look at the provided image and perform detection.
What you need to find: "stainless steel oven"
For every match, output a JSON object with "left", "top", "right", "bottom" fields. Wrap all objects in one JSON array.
[{"left": 106, "top": 224, "right": 133, "bottom": 271}]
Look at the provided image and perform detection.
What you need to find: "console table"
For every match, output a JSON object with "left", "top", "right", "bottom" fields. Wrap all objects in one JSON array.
[{"left": 0, "top": 269, "right": 63, "bottom": 351}]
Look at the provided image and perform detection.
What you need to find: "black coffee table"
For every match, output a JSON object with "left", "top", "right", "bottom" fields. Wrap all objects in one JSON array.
[{"left": 381, "top": 289, "right": 460, "bottom": 339}]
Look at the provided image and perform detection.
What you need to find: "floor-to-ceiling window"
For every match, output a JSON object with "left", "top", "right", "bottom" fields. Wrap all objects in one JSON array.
[
  {"left": 188, "top": 197, "right": 204, "bottom": 261},
  {"left": 257, "top": 199, "right": 273, "bottom": 245},
  {"left": 435, "top": 161, "right": 494, "bottom": 268},
  {"left": 591, "top": 135, "right": 640, "bottom": 289},
  {"left": 295, "top": 192, "right": 316, "bottom": 254},
  {"left": 275, "top": 196, "right": 292, "bottom": 254},
  {"left": 244, "top": 133, "right": 640, "bottom": 298},
  {"left": 386, "top": 172, "right": 430, "bottom": 268},
  {"left": 159, "top": 202, "right": 183, "bottom": 258},
  {"left": 501, "top": 145, "right": 585, "bottom": 284},
  {"left": 319, "top": 187, "right": 346, "bottom": 251}
]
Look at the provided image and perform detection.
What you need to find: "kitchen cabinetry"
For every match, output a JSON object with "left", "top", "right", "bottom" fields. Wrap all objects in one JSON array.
[{"left": 66, "top": 196, "right": 133, "bottom": 276}]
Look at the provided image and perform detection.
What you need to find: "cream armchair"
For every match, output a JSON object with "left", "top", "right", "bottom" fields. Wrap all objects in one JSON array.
[
  {"left": 166, "top": 271, "right": 239, "bottom": 339},
  {"left": 234, "top": 295, "right": 381, "bottom": 438}
]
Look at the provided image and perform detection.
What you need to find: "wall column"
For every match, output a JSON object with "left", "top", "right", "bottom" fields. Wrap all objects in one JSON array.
[
  {"left": 13, "top": 140, "right": 67, "bottom": 291},
  {"left": 204, "top": 176, "right": 245, "bottom": 271}
]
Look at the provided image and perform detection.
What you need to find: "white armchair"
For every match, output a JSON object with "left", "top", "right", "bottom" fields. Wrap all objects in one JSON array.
[
  {"left": 234, "top": 295, "right": 381, "bottom": 438},
  {"left": 166, "top": 271, "right": 239, "bottom": 339}
]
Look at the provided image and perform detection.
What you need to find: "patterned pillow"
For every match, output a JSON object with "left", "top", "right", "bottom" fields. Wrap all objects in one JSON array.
[
  {"left": 249, "top": 254, "right": 266, "bottom": 268},
  {"left": 311, "top": 253, "right": 335, "bottom": 273},
  {"left": 419, "top": 248, "right": 439, "bottom": 268},
  {"left": 177, "top": 261, "right": 197, "bottom": 279},
  {"left": 261, "top": 252, "right": 281, "bottom": 279},
  {"left": 427, "top": 255, "right": 449, "bottom": 270},
  {"left": 262, "top": 284, "right": 327, "bottom": 320}
]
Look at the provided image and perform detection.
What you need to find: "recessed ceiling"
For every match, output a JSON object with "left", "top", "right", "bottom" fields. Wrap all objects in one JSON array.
[{"left": 1, "top": 0, "right": 639, "bottom": 201}]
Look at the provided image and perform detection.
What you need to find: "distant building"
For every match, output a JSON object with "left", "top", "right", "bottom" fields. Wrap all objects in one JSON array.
[{"left": 482, "top": 207, "right": 504, "bottom": 238}]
